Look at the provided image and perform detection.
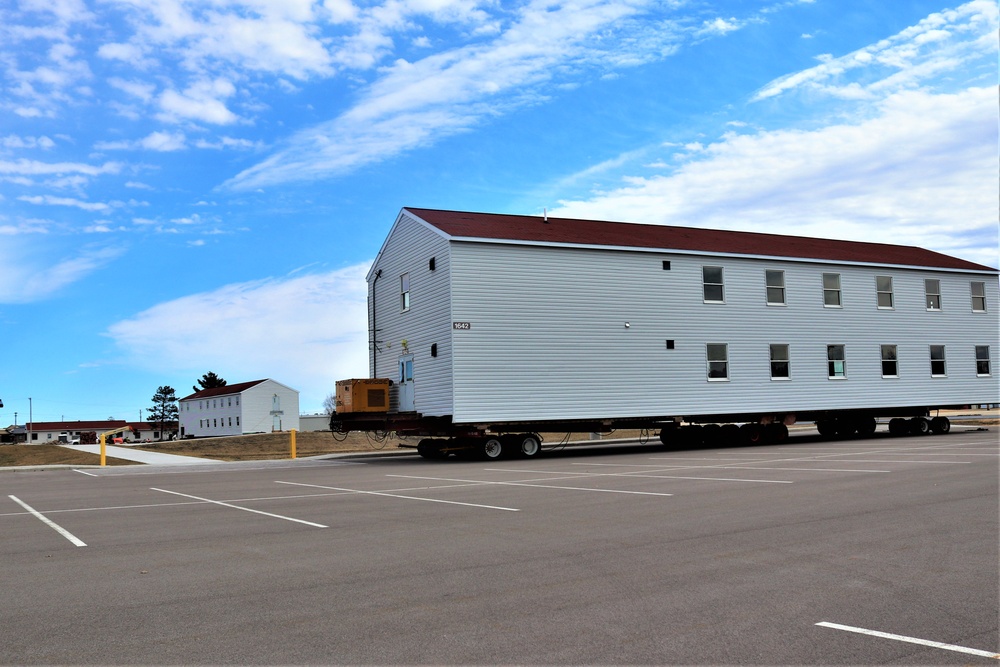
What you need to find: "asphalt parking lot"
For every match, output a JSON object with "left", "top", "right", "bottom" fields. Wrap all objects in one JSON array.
[{"left": 2, "top": 428, "right": 997, "bottom": 665}]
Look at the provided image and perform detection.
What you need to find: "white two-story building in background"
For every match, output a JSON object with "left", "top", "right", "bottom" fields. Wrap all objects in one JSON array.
[{"left": 178, "top": 379, "right": 300, "bottom": 438}]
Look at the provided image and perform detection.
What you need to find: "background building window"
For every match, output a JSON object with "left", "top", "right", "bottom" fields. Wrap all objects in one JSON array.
[
  {"left": 706, "top": 343, "right": 729, "bottom": 380},
  {"left": 827, "top": 345, "right": 846, "bottom": 378},
  {"left": 925, "top": 279, "right": 941, "bottom": 310},
  {"left": 769, "top": 344, "right": 790, "bottom": 379},
  {"left": 971, "top": 281, "right": 986, "bottom": 312},
  {"left": 976, "top": 346, "right": 991, "bottom": 376},
  {"left": 703, "top": 266, "right": 724, "bottom": 302},
  {"left": 881, "top": 344, "right": 898, "bottom": 377},
  {"left": 766, "top": 270, "right": 786, "bottom": 305},
  {"left": 876, "top": 276, "right": 894, "bottom": 308},
  {"left": 930, "top": 345, "right": 947, "bottom": 376},
  {"left": 823, "top": 273, "right": 842, "bottom": 307}
]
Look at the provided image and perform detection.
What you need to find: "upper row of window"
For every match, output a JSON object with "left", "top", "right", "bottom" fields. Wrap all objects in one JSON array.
[
  {"left": 185, "top": 396, "right": 239, "bottom": 411},
  {"left": 702, "top": 267, "right": 989, "bottom": 312}
]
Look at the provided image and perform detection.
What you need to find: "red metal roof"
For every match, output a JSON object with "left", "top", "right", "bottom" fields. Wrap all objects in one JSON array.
[
  {"left": 405, "top": 208, "right": 996, "bottom": 272},
  {"left": 26, "top": 420, "right": 127, "bottom": 431},
  {"left": 179, "top": 379, "right": 267, "bottom": 402}
]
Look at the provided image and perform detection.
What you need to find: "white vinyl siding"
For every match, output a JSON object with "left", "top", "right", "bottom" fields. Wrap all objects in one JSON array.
[{"left": 369, "top": 212, "right": 454, "bottom": 416}]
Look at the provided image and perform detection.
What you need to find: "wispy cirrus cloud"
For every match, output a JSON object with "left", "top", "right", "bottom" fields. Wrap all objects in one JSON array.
[
  {"left": 752, "top": 0, "right": 998, "bottom": 101},
  {"left": 224, "top": 0, "right": 684, "bottom": 189},
  {"left": 0, "top": 240, "right": 124, "bottom": 303}
]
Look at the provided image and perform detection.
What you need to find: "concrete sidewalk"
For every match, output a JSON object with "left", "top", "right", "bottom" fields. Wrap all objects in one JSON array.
[{"left": 60, "top": 444, "right": 223, "bottom": 465}]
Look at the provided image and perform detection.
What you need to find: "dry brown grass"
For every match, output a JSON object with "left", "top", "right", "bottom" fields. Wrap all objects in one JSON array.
[
  {"left": 0, "top": 444, "right": 134, "bottom": 467},
  {"left": 133, "top": 430, "right": 408, "bottom": 461},
  {"left": 132, "top": 428, "right": 651, "bottom": 461}
]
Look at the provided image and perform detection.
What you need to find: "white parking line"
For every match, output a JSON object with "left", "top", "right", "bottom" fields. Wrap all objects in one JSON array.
[
  {"left": 276, "top": 480, "right": 521, "bottom": 512},
  {"left": 576, "top": 462, "right": 889, "bottom": 473},
  {"left": 151, "top": 488, "right": 328, "bottom": 528},
  {"left": 387, "top": 474, "right": 675, "bottom": 496},
  {"left": 72, "top": 469, "right": 99, "bottom": 477},
  {"left": 8, "top": 495, "right": 86, "bottom": 547},
  {"left": 816, "top": 621, "right": 1000, "bottom": 659}
]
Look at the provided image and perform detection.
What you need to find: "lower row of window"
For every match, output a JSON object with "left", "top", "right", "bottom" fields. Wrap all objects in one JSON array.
[
  {"left": 706, "top": 344, "right": 992, "bottom": 380},
  {"left": 200, "top": 417, "right": 239, "bottom": 429}
]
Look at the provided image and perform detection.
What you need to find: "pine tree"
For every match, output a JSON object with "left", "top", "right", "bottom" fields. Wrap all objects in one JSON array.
[
  {"left": 193, "top": 372, "right": 227, "bottom": 394},
  {"left": 149, "top": 386, "right": 179, "bottom": 441}
]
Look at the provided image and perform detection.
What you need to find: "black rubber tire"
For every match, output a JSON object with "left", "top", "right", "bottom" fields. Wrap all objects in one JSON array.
[
  {"left": 481, "top": 437, "right": 504, "bottom": 460},
  {"left": 888, "top": 417, "right": 907, "bottom": 436},
  {"left": 516, "top": 433, "right": 542, "bottom": 457},
  {"left": 740, "top": 423, "right": 764, "bottom": 445},
  {"left": 835, "top": 419, "right": 858, "bottom": 437},
  {"left": 720, "top": 423, "right": 740, "bottom": 445},
  {"left": 765, "top": 422, "right": 789, "bottom": 443},
  {"left": 930, "top": 416, "right": 951, "bottom": 434},
  {"left": 702, "top": 423, "right": 723, "bottom": 446},
  {"left": 856, "top": 416, "right": 878, "bottom": 437},
  {"left": 909, "top": 417, "right": 931, "bottom": 435},
  {"left": 816, "top": 420, "right": 836, "bottom": 437}
]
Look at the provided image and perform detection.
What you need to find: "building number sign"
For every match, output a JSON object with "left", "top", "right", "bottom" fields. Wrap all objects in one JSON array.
[{"left": 453, "top": 322, "right": 471, "bottom": 330}]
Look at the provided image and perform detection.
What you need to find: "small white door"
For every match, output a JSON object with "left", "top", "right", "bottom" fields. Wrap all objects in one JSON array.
[{"left": 398, "top": 355, "right": 415, "bottom": 412}]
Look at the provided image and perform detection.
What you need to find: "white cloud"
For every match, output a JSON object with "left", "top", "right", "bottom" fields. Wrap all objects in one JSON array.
[
  {"left": 0, "top": 241, "right": 124, "bottom": 303},
  {"left": 698, "top": 17, "right": 742, "bottom": 36},
  {"left": 106, "top": 264, "right": 371, "bottom": 407},
  {"left": 158, "top": 78, "right": 239, "bottom": 125},
  {"left": 550, "top": 86, "right": 999, "bottom": 268},
  {"left": 18, "top": 194, "right": 112, "bottom": 212},
  {"left": 0, "top": 158, "right": 122, "bottom": 176}
]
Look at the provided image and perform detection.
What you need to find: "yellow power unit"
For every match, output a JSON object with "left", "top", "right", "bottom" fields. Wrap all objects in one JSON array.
[{"left": 336, "top": 378, "right": 390, "bottom": 413}]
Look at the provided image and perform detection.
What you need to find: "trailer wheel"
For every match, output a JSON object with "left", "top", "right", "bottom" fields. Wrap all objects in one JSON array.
[
  {"left": 888, "top": 418, "right": 907, "bottom": 436},
  {"left": 909, "top": 417, "right": 930, "bottom": 435},
  {"left": 517, "top": 433, "right": 542, "bottom": 458},
  {"left": 816, "top": 420, "right": 836, "bottom": 437},
  {"left": 835, "top": 419, "right": 858, "bottom": 437},
  {"left": 720, "top": 423, "right": 740, "bottom": 445},
  {"left": 417, "top": 439, "right": 438, "bottom": 459},
  {"left": 702, "top": 423, "right": 723, "bottom": 446},
  {"left": 930, "top": 416, "right": 951, "bottom": 434},
  {"left": 765, "top": 423, "right": 788, "bottom": 443},
  {"left": 856, "top": 416, "right": 878, "bottom": 437},
  {"left": 740, "top": 423, "right": 764, "bottom": 445},
  {"left": 480, "top": 437, "right": 504, "bottom": 460}
]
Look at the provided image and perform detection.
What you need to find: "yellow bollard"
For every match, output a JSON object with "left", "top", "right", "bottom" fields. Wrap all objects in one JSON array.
[
  {"left": 100, "top": 434, "right": 106, "bottom": 467},
  {"left": 290, "top": 429, "right": 297, "bottom": 459}
]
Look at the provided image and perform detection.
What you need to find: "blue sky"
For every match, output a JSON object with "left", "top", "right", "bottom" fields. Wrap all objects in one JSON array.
[{"left": 1, "top": 0, "right": 996, "bottom": 423}]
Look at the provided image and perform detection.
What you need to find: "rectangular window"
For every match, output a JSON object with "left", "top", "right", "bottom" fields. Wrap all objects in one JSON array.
[
  {"left": 971, "top": 281, "right": 986, "bottom": 312},
  {"left": 823, "top": 273, "right": 842, "bottom": 307},
  {"left": 769, "top": 344, "right": 790, "bottom": 379},
  {"left": 228, "top": 397, "right": 231, "bottom": 406},
  {"left": 876, "top": 276, "right": 894, "bottom": 309},
  {"left": 925, "top": 279, "right": 941, "bottom": 310},
  {"left": 766, "top": 270, "right": 786, "bottom": 305},
  {"left": 228, "top": 417, "right": 232, "bottom": 426},
  {"left": 976, "top": 346, "right": 991, "bottom": 376},
  {"left": 930, "top": 345, "right": 947, "bottom": 377},
  {"left": 236, "top": 416, "right": 240, "bottom": 426},
  {"left": 703, "top": 266, "right": 724, "bottom": 302},
  {"left": 213, "top": 418, "right": 217, "bottom": 427},
  {"left": 827, "top": 345, "right": 846, "bottom": 378},
  {"left": 880, "top": 344, "right": 898, "bottom": 377},
  {"left": 199, "top": 419, "right": 203, "bottom": 428},
  {"left": 706, "top": 343, "right": 729, "bottom": 380},
  {"left": 400, "top": 273, "right": 411, "bottom": 311}
]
